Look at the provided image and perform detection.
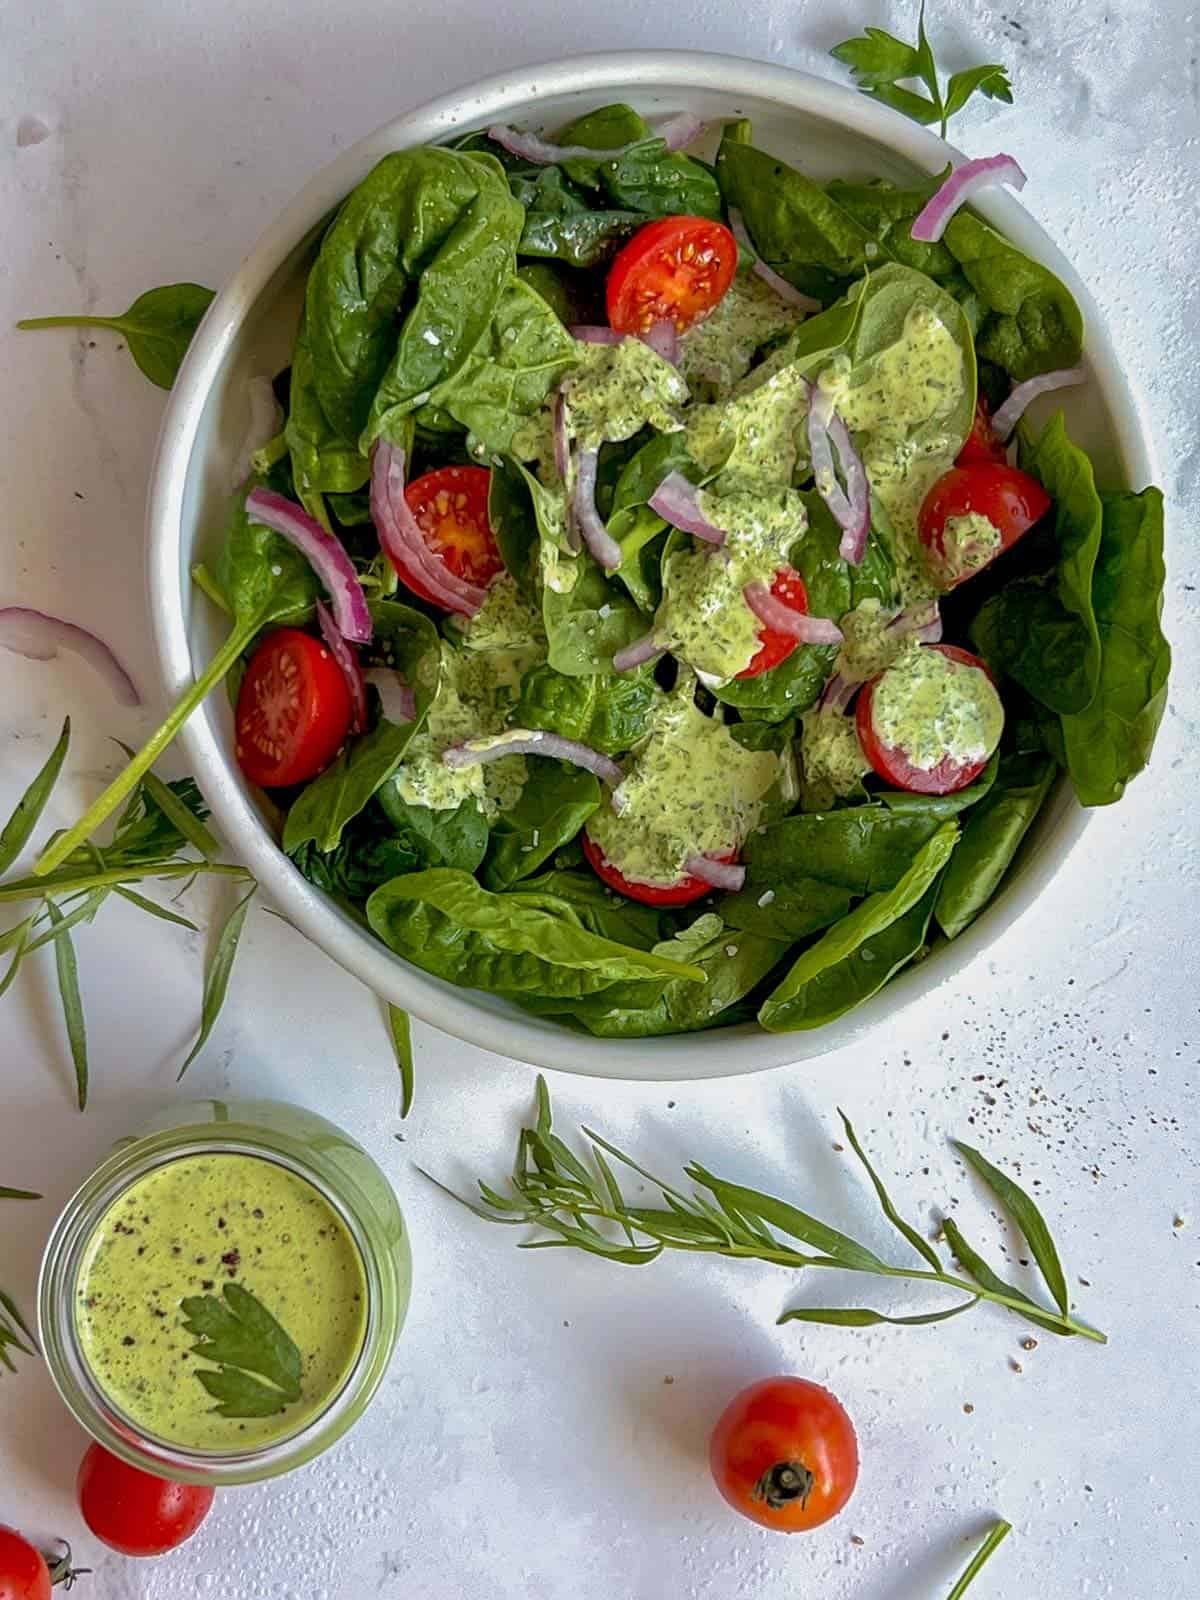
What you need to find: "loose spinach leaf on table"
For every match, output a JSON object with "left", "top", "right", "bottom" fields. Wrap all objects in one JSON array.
[
  {"left": 366, "top": 869, "right": 705, "bottom": 999},
  {"left": 935, "top": 751, "right": 1056, "bottom": 938},
  {"left": 18, "top": 282, "right": 215, "bottom": 389},
  {"left": 482, "top": 763, "right": 601, "bottom": 890},
  {"left": 758, "top": 823, "right": 958, "bottom": 1031}
]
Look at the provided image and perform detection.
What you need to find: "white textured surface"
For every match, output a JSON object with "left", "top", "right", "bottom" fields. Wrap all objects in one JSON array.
[{"left": 1, "top": 3, "right": 1197, "bottom": 1596}]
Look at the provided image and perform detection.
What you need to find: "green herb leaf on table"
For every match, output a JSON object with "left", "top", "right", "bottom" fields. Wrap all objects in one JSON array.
[
  {"left": 386, "top": 1003, "right": 415, "bottom": 1118},
  {"left": 436, "top": 1079, "right": 1106, "bottom": 1344},
  {"left": 0, "top": 1275, "right": 38, "bottom": 1376},
  {"left": 0, "top": 717, "right": 70, "bottom": 876},
  {"left": 17, "top": 283, "right": 216, "bottom": 389},
  {"left": 46, "top": 899, "right": 89, "bottom": 1112},
  {"left": 179, "top": 883, "right": 257, "bottom": 1078},
  {"left": 180, "top": 1281, "right": 302, "bottom": 1418},
  {"left": 952, "top": 1137, "right": 1070, "bottom": 1316}
]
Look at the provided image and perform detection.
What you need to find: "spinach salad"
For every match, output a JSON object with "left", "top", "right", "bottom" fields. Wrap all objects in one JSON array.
[{"left": 43, "top": 102, "right": 1170, "bottom": 1040}]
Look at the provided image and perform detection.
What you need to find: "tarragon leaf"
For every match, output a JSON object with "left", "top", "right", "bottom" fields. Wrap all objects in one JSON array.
[
  {"left": 47, "top": 900, "right": 89, "bottom": 1111},
  {"left": 180, "top": 1281, "right": 302, "bottom": 1417},
  {"left": 839, "top": 1110, "right": 944, "bottom": 1271},
  {"left": 386, "top": 1003, "right": 415, "bottom": 1118},
  {"left": 0, "top": 717, "right": 70, "bottom": 876},
  {"left": 952, "top": 1139, "right": 1070, "bottom": 1316},
  {"left": 941, "top": 1218, "right": 1069, "bottom": 1337},
  {"left": 779, "top": 1299, "right": 978, "bottom": 1328}
]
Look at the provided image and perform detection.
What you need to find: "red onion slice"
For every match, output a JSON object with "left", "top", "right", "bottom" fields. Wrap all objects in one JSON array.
[
  {"left": 806, "top": 384, "right": 871, "bottom": 565},
  {"left": 885, "top": 599, "right": 943, "bottom": 644},
  {"left": 370, "top": 442, "right": 488, "bottom": 618},
  {"left": 245, "top": 487, "right": 372, "bottom": 643},
  {"left": 362, "top": 667, "right": 416, "bottom": 726},
  {"left": 684, "top": 854, "right": 746, "bottom": 892},
  {"left": 0, "top": 607, "right": 140, "bottom": 707},
  {"left": 727, "top": 208, "right": 822, "bottom": 312},
  {"left": 443, "top": 730, "right": 623, "bottom": 786},
  {"left": 743, "top": 582, "right": 844, "bottom": 644},
  {"left": 573, "top": 448, "right": 623, "bottom": 571},
  {"left": 655, "top": 111, "right": 705, "bottom": 152},
  {"left": 647, "top": 472, "right": 726, "bottom": 545},
  {"left": 569, "top": 324, "right": 625, "bottom": 345},
  {"left": 642, "top": 320, "right": 680, "bottom": 365},
  {"left": 817, "top": 672, "right": 858, "bottom": 716},
  {"left": 910, "top": 153, "right": 1028, "bottom": 243},
  {"left": 612, "top": 633, "right": 664, "bottom": 673},
  {"left": 316, "top": 600, "right": 368, "bottom": 734},
  {"left": 990, "top": 366, "right": 1087, "bottom": 441}
]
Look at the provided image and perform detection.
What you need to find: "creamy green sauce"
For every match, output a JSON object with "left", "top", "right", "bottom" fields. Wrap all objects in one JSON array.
[
  {"left": 931, "top": 511, "right": 1002, "bottom": 585},
  {"left": 815, "top": 304, "right": 966, "bottom": 602},
  {"left": 561, "top": 339, "right": 688, "bottom": 449},
  {"left": 74, "top": 1153, "right": 367, "bottom": 1452},
  {"left": 800, "top": 708, "right": 870, "bottom": 810},
  {"left": 679, "top": 271, "right": 804, "bottom": 398},
  {"left": 393, "top": 640, "right": 539, "bottom": 814},
  {"left": 872, "top": 643, "right": 1004, "bottom": 769},
  {"left": 654, "top": 475, "right": 808, "bottom": 681},
  {"left": 587, "top": 683, "right": 790, "bottom": 884},
  {"left": 459, "top": 572, "right": 545, "bottom": 651},
  {"left": 686, "top": 362, "right": 809, "bottom": 485}
]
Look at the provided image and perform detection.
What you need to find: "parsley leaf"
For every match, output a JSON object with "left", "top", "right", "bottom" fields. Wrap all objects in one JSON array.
[
  {"left": 832, "top": 4, "right": 1013, "bottom": 136},
  {"left": 180, "top": 1281, "right": 303, "bottom": 1419}
]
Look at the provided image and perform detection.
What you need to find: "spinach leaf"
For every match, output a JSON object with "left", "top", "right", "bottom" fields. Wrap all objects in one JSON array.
[
  {"left": 970, "top": 413, "right": 1103, "bottom": 715},
  {"left": 542, "top": 552, "right": 649, "bottom": 676},
  {"left": 555, "top": 105, "right": 722, "bottom": 220},
  {"left": 420, "top": 276, "right": 578, "bottom": 454},
  {"left": 517, "top": 868, "right": 669, "bottom": 948},
  {"left": 721, "top": 875, "right": 854, "bottom": 942},
  {"left": 943, "top": 213, "right": 1084, "bottom": 381},
  {"left": 515, "top": 661, "right": 658, "bottom": 755},
  {"left": 715, "top": 122, "right": 878, "bottom": 302},
  {"left": 758, "top": 823, "right": 958, "bottom": 1031},
  {"left": 18, "top": 282, "right": 215, "bottom": 389},
  {"left": 283, "top": 601, "right": 440, "bottom": 854},
  {"left": 824, "top": 175, "right": 956, "bottom": 281},
  {"left": 482, "top": 763, "right": 601, "bottom": 890},
  {"left": 216, "top": 484, "right": 321, "bottom": 627},
  {"left": 487, "top": 457, "right": 543, "bottom": 598},
  {"left": 1058, "top": 488, "right": 1170, "bottom": 805},
  {"left": 290, "top": 812, "right": 421, "bottom": 904},
  {"left": 286, "top": 313, "right": 370, "bottom": 521},
  {"left": 366, "top": 869, "right": 706, "bottom": 998},
  {"left": 513, "top": 166, "right": 644, "bottom": 268},
  {"left": 935, "top": 752, "right": 1056, "bottom": 938},
  {"left": 378, "top": 788, "right": 490, "bottom": 873}
]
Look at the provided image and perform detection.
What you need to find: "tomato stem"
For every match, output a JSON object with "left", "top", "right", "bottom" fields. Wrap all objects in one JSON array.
[
  {"left": 43, "top": 1539, "right": 91, "bottom": 1589},
  {"left": 751, "top": 1459, "right": 814, "bottom": 1511}
]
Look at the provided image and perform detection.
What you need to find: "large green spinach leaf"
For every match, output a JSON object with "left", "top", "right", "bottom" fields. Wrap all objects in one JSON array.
[
  {"left": 556, "top": 105, "right": 722, "bottom": 219},
  {"left": 286, "top": 313, "right": 370, "bottom": 520},
  {"left": 290, "top": 813, "right": 422, "bottom": 904},
  {"left": 758, "top": 823, "right": 958, "bottom": 1031},
  {"left": 543, "top": 552, "right": 649, "bottom": 676},
  {"left": 365, "top": 869, "right": 706, "bottom": 998},
  {"left": 935, "top": 752, "right": 1056, "bottom": 939},
  {"left": 482, "top": 763, "right": 601, "bottom": 890},
  {"left": 17, "top": 282, "right": 215, "bottom": 390},
  {"left": 824, "top": 175, "right": 956, "bottom": 281},
  {"left": 514, "top": 661, "right": 658, "bottom": 755},
  {"left": 377, "top": 788, "right": 490, "bottom": 873}
]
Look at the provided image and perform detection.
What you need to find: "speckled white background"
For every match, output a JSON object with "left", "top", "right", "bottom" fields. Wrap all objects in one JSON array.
[{"left": 2, "top": 3, "right": 1198, "bottom": 1596}]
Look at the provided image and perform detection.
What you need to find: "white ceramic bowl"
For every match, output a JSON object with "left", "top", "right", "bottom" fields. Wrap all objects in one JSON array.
[{"left": 148, "top": 50, "right": 1155, "bottom": 1082}]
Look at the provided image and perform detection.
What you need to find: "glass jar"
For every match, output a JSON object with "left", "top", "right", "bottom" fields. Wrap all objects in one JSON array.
[{"left": 38, "top": 1099, "right": 410, "bottom": 1486}]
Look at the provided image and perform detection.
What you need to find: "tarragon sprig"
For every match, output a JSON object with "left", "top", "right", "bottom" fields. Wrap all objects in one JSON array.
[
  {"left": 1, "top": 1186, "right": 41, "bottom": 1376},
  {"left": 433, "top": 1079, "right": 1105, "bottom": 1344}
]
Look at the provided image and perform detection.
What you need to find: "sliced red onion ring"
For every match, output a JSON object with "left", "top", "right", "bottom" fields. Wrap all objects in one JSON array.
[
  {"left": 806, "top": 384, "right": 871, "bottom": 565},
  {"left": 612, "top": 633, "right": 664, "bottom": 673},
  {"left": 654, "top": 111, "right": 705, "bottom": 152},
  {"left": 990, "top": 366, "right": 1088, "bottom": 441},
  {"left": 245, "top": 487, "right": 372, "bottom": 643},
  {"left": 910, "top": 153, "right": 1028, "bottom": 243},
  {"left": 885, "top": 599, "right": 943, "bottom": 645},
  {"left": 817, "top": 672, "right": 858, "bottom": 716},
  {"left": 369, "top": 441, "right": 488, "bottom": 618},
  {"left": 647, "top": 472, "right": 726, "bottom": 545},
  {"left": 552, "top": 390, "right": 569, "bottom": 482},
  {"left": 362, "top": 667, "right": 416, "bottom": 726},
  {"left": 642, "top": 320, "right": 680, "bottom": 365},
  {"left": 231, "top": 375, "right": 283, "bottom": 490},
  {"left": 573, "top": 448, "right": 623, "bottom": 571},
  {"left": 0, "top": 607, "right": 140, "bottom": 707},
  {"left": 442, "top": 730, "right": 623, "bottom": 786},
  {"left": 316, "top": 600, "right": 367, "bottom": 734},
  {"left": 727, "top": 207, "right": 822, "bottom": 312},
  {"left": 569, "top": 324, "right": 625, "bottom": 345},
  {"left": 684, "top": 854, "right": 746, "bottom": 892},
  {"left": 743, "top": 582, "right": 844, "bottom": 644}
]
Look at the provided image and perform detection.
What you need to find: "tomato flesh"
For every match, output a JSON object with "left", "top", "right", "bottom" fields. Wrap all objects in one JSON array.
[
  {"left": 235, "top": 627, "right": 353, "bottom": 788},
  {"left": 956, "top": 396, "right": 1007, "bottom": 465},
  {"left": 607, "top": 217, "right": 738, "bottom": 336},
  {"left": 0, "top": 1528, "right": 51, "bottom": 1600},
  {"left": 737, "top": 565, "right": 810, "bottom": 679},
  {"left": 396, "top": 465, "right": 502, "bottom": 608},
  {"left": 582, "top": 829, "right": 735, "bottom": 907},
  {"left": 710, "top": 1377, "right": 859, "bottom": 1533},
  {"left": 856, "top": 643, "right": 1001, "bottom": 796},
  {"left": 76, "top": 1444, "right": 214, "bottom": 1558},
  {"left": 918, "top": 462, "right": 1051, "bottom": 589}
]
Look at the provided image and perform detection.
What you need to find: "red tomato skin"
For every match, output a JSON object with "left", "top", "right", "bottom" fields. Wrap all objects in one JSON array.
[
  {"left": 582, "top": 830, "right": 735, "bottom": 908},
  {"left": 956, "top": 396, "right": 1007, "bottom": 465},
  {"left": 0, "top": 1528, "right": 51, "bottom": 1600},
  {"left": 607, "top": 217, "right": 738, "bottom": 335},
  {"left": 856, "top": 643, "right": 999, "bottom": 796},
  {"left": 709, "top": 1378, "right": 859, "bottom": 1533},
  {"left": 737, "top": 565, "right": 810, "bottom": 679},
  {"left": 77, "top": 1444, "right": 214, "bottom": 1558},
  {"left": 395, "top": 465, "right": 503, "bottom": 608},
  {"left": 235, "top": 627, "right": 353, "bottom": 789},
  {"left": 918, "top": 463, "right": 1051, "bottom": 588}
]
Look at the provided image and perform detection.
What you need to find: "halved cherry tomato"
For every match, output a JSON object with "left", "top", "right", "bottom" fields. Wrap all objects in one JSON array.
[
  {"left": 582, "top": 829, "right": 735, "bottom": 907},
  {"left": 956, "top": 395, "right": 1007, "bottom": 465},
  {"left": 918, "top": 462, "right": 1051, "bottom": 588},
  {"left": 77, "top": 1444, "right": 214, "bottom": 1558},
  {"left": 737, "top": 565, "right": 810, "bottom": 679},
  {"left": 607, "top": 217, "right": 738, "bottom": 336},
  {"left": 856, "top": 642, "right": 1002, "bottom": 796},
  {"left": 235, "top": 627, "right": 353, "bottom": 788},
  {"left": 709, "top": 1377, "right": 859, "bottom": 1534},
  {"left": 396, "top": 465, "right": 503, "bottom": 608}
]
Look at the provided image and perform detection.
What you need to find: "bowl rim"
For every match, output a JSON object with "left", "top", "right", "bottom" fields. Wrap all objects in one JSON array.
[{"left": 147, "top": 48, "right": 1157, "bottom": 1082}]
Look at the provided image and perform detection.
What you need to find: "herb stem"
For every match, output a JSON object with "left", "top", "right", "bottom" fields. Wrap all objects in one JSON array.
[
  {"left": 945, "top": 1519, "right": 1012, "bottom": 1599},
  {"left": 1, "top": 860, "right": 250, "bottom": 903},
  {"left": 15, "top": 315, "right": 125, "bottom": 331}
]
